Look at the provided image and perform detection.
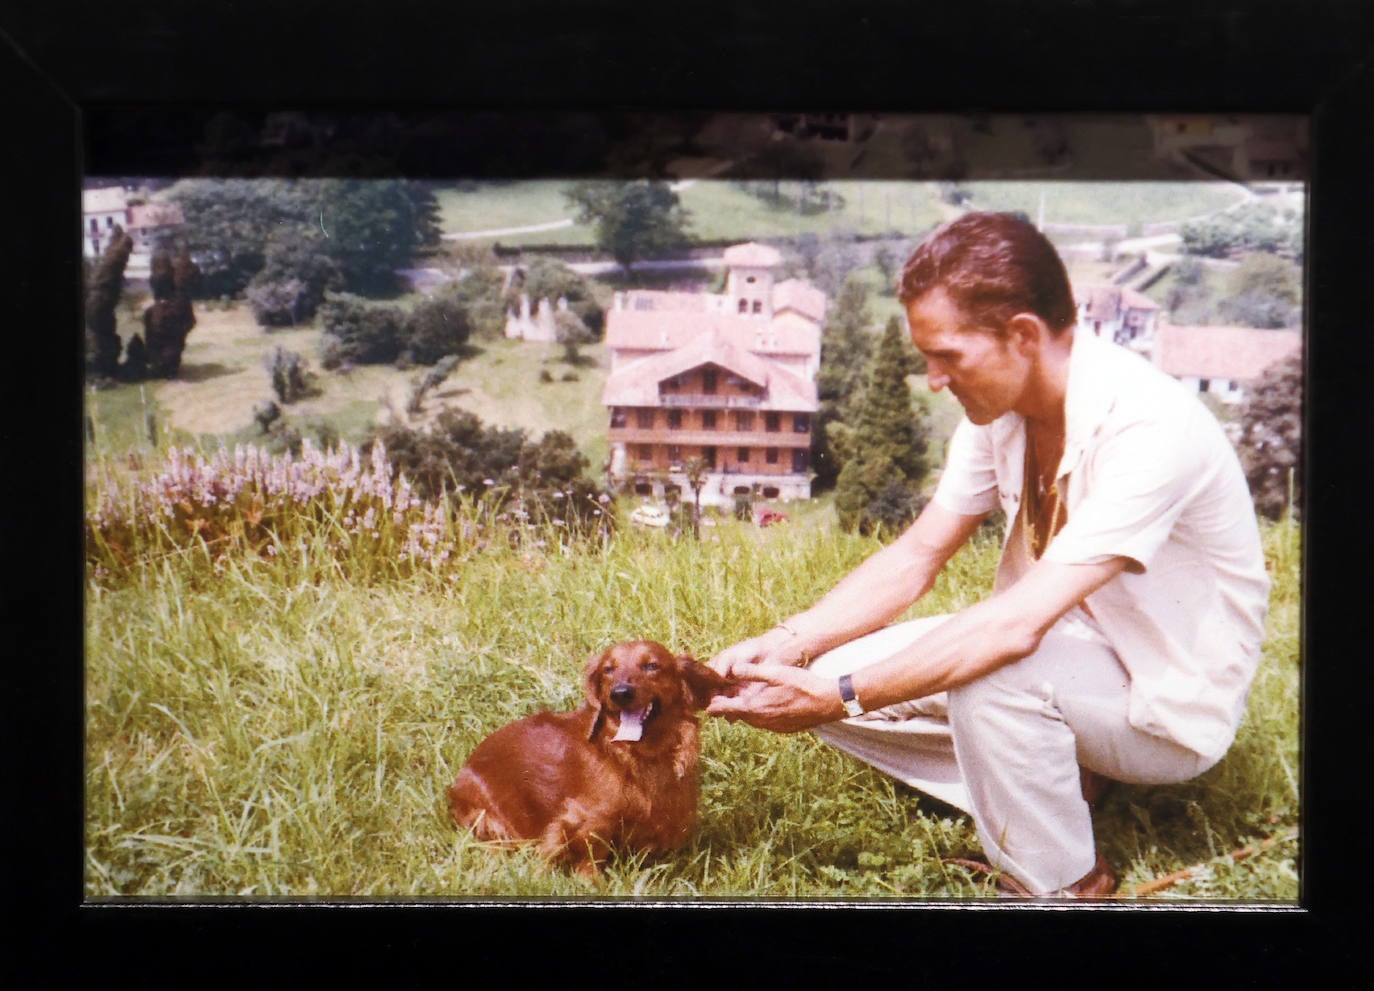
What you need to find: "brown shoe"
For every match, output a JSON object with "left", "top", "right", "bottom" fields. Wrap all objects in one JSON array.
[
  {"left": 944, "top": 852, "right": 1117, "bottom": 898},
  {"left": 1063, "top": 852, "right": 1118, "bottom": 897}
]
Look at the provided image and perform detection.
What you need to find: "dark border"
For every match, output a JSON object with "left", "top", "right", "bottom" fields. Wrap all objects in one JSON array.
[{"left": 8, "top": 0, "right": 1369, "bottom": 983}]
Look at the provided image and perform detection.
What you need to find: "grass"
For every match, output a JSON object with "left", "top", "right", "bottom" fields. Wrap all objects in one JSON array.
[
  {"left": 88, "top": 304, "right": 614, "bottom": 472},
  {"left": 83, "top": 440, "right": 1301, "bottom": 903}
]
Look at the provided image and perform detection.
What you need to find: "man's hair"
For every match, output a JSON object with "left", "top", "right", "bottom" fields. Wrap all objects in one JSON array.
[{"left": 897, "top": 212, "right": 1077, "bottom": 336}]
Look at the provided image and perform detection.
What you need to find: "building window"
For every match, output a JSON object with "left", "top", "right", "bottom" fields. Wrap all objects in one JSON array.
[
  {"left": 668, "top": 409, "right": 683, "bottom": 430},
  {"left": 765, "top": 412, "right": 781, "bottom": 432},
  {"left": 752, "top": 300, "right": 763, "bottom": 314},
  {"left": 792, "top": 449, "right": 810, "bottom": 473},
  {"left": 669, "top": 446, "right": 682, "bottom": 463},
  {"left": 733, "top": 410, "right": 755, "bottom": 431},
  {"left": 610, "top": 407, "right": 627, "bottom": 428},
  {"left": 766, "top": 447, "right": 779, "bottom": 465},
  {"left": 793, "top": 414, "right": 810, "bottom": 433},
  {"left": 746, "top": 275, "right": 756, "bottom": 284},
  {"left": 702, "top": 369, "right": 717, "bottom": 394},
  {"left": 737, "top": 447, "right": 750, "bottom": 463},
  {"left": 701, "top": 410, "right": 717, "bottom": 430},
  {"left": 637, "top": 445, "right": 652, "bottom": 461},
  {"left": 636, "top": 408, "right": 655, "bottom": 429},
  {"left": 89, "top": 218, "right": 98, "bottom": 234},
  {"left": 738, "top": 299, "right": 748, "bottom": 313},
  {"left": 1199, "top": 379, "right": 1210, "bottom": 393}
]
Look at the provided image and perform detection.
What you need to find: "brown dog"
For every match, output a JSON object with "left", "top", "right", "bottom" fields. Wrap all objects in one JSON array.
[{"left": 447, "top": 640, "right": 735, "bottom": 873}]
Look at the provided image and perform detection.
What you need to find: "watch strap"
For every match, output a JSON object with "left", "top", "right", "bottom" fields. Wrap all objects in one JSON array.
[{"left": 838, "top": 673, "right": 864, "bottom": 717}]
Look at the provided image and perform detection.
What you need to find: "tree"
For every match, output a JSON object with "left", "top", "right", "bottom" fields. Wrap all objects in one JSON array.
[
  {"left": 811, "top": 274, "right": 877, "bottom": 490},
  {"left": 553, "top": 308, "right": 595, "bottom": 365},
  {"left": 245, "top": 227, "right": 344, "bottom": 327},
  {"left": 315, "top": 178, "right": 432, "bottom": 297},
  {"left": 564, "top": 180, "right": 691, "bottom": 273},
  {"left": 832, "top": 317, "right": 932, "bottom": 536},
  {"left": 85, "top": 226, "right": 134, "bottom": 379},
  {"left": 1236, "top": 350, "right": 1302, "bottom": 521},
  {"left": 141, "top": 248, "right": 199, "bottom": 378},
  {"left": 683, "top": 456, "right": 709, "bottom": 540}
]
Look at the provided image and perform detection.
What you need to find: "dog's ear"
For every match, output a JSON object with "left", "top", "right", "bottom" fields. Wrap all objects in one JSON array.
[
  {"left": 583, "top": 650, "right": 609, "bottom": 740},
  {"left": 677, "top": 653, "right": 737, "bottom": 710}
]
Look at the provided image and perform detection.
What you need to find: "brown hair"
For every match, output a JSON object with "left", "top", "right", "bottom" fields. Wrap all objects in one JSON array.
[{"left": 897, "top": 212, "right": 1077, "bottom": 336}]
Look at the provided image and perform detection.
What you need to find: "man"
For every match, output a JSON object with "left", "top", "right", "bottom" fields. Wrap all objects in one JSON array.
[{"left": 707, "top": 212, "right": 1271, "bottom": 897}]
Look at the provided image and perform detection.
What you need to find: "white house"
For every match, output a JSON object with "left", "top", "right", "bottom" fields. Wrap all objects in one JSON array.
[{"left": 81, "top": 185, "right": 185, "bottom": 279}]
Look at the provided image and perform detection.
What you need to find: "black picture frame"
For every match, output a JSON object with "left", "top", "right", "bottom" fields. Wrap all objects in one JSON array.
[{"left": 10, "top": 0, "right": 1369, "bottom": 982}]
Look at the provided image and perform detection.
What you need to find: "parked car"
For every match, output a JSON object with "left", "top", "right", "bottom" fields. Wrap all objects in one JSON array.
[{"left": 630, "top": 504, "right": 672, "bottom": 528}]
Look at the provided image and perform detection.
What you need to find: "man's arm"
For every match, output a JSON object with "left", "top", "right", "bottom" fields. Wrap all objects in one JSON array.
[
  {"left": 708, "top": 554, "right": 1130, "bottom": 732},
  {"left": 710, "top": 501, "right": 986, "bottom": 676}
]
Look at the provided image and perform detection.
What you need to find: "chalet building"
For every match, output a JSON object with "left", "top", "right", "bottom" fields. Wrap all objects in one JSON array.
[
  {"left": 81, "top": 185, "right": 185, "bottom": 279},
  {"left": 1152, "top": 321, "right": 1301, "bottom": 405},
  {"left": 1075, "top": 283, "right": 1161, "bottom": 354},
  {"left": 601, "top": 242, "right": 825, "bottom": 508}
]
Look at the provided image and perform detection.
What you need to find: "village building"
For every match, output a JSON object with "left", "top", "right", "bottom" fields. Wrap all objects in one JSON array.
[
  {"left": 81, "top": 185, "right": 185, "bottom": 279},
  {"left": 1075, "top": 282, "right": 1161, "bottom": 354},
  {"left": 1151, "top": 321, "right": 1302, "bottom": 406},
  {"left": 601, "top": 242, "right": 825, "bottom": 508}
]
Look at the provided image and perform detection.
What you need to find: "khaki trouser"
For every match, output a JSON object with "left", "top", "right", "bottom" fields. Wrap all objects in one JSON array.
[{"left": 808, "top": 615, "right": 1216, "bottom": 894}]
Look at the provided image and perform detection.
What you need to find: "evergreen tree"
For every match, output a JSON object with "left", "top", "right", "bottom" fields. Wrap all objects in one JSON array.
[
  {"left": 142, "top": 248, "right": 199, "bottom": 378},
  {"left": 811, "top": 274, "right": 876, "bottom": 490},
  {"left": 85, "top": 227, "right": 134, "bottom": 379},
  {"left": 832, "top": 316, "right": 932, "bottom": 536}
]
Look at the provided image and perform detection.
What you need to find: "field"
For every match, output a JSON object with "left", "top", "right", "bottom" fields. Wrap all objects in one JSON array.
[
  {"left": 83, "top": 431, "right": 1301, "bottom": 902},
  {"left": 435, "top": 177, "right": 1249, "bottom": 247}
]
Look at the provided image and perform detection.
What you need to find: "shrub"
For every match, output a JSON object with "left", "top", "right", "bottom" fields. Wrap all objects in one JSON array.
[
  {"left": 1236, "top": 350, "right": 1302, "bottom": 521},
  {"left": 317, "top": 292, "right": 406, "bottom": 366},
  {"left": 403, "top": 291, "right": 473, "bottom": 365},
  {"left": 367, "top": 410, "right": 615, "bottom": 541}
]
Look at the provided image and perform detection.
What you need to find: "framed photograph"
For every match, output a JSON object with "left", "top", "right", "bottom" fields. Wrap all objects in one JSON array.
[{"left": 12, "top": 0, "right": 1368, "bottom": 980}]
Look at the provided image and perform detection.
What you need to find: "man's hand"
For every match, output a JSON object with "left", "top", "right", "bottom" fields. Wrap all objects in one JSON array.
[
  {"left": 705, "top": 664, "right": 845, "bottom": 733},
  {"left": 709, "top": 627, "right": 808, "bottom": 678}
]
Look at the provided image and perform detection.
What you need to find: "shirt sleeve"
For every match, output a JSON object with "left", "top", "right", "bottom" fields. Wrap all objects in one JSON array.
[
  {"left": 932, "top": 417, "right": 1001, "bottom": 517},
  {"left": 1042, "top": 416, "right": 1201, "bottom": 574}
]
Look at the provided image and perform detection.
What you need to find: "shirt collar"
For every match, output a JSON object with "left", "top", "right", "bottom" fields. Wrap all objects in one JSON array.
[{"left": 985, "top": 327, "right": 1119, "bottom": 480}]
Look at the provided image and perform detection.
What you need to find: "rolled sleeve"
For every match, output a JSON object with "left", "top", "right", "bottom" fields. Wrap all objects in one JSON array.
[
  {"left": 932, "top": 418, "right": 1001, "bottom": 517},
  {"left": 1043, "top": 419, "right": 1197, "bottom": 574}
]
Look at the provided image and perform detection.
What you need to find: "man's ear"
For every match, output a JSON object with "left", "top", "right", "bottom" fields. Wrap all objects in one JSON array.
[{"left": 1005, "top": 312, "right": 1048, "bottom": 356}]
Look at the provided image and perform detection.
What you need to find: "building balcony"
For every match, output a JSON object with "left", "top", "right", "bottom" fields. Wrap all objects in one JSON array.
[
  {"left": 657, "top": 394, "right": 764, "bottom": 409},
  {"left": 609, "top": 427, "right": 812, "bottom": 448}
]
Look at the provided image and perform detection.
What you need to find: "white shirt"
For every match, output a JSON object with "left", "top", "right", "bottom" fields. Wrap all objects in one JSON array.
[{"left": 933, "top": 329, "right": 1271, "bottom": 761}]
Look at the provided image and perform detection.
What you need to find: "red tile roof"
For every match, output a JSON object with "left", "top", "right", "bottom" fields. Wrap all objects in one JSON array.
[
  {"left": 773, "top": 278, "right": 827, "bottom": 322},
  {"left": 1154, "top": 323, "right": 1301, "bottom": 381},
  {"left": 606, "top": 308, "right": 820, "bottom": 356},
  {"left": 128, "top": 202, "right": 185, "bottom": 229},
  {"left": 602, "top": 333, "right": 817, "bottom": 411}
]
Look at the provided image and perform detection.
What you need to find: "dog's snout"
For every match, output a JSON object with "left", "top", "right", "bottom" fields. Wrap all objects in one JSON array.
[{"left": 610, "top": 683, "right": 636, "bottom": 706}]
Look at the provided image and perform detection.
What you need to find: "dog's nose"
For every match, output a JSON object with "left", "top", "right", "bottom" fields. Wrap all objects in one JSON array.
[{"left": 610, "top": 684, "right": 636, "bottom": 706}]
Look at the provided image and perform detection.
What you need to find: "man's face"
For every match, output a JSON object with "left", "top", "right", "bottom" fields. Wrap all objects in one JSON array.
[{"left": 905, "top": 288, "right": 1029, "bottom": 426}]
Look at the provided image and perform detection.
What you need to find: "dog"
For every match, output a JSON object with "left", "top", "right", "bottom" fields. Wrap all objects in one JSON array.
[{"left": 447, "top": 640, "right": 736, "bottom": 873}]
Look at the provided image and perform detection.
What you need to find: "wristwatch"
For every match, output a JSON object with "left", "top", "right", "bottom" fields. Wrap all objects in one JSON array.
[{"left": 838, "top": 674, "right": 865, "bottom": 718}]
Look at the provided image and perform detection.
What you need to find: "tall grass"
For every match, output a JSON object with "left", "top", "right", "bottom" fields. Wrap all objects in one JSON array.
[{"left": 84, "top": 443, "right": 1300, "bottom": 902}]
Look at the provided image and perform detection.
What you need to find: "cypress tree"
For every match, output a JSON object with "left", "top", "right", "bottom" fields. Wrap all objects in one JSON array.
[
  {"left": 833, "top": 315, "right": 931, "bottom": 536},
  {"left": 85, "top": 227, "right": 134, "bottom": 379}
]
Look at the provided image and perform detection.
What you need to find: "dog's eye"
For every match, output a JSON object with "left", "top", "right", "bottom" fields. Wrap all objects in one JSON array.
[{"left": 643, "top": 661, "right": 660, "bottom": 673}]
